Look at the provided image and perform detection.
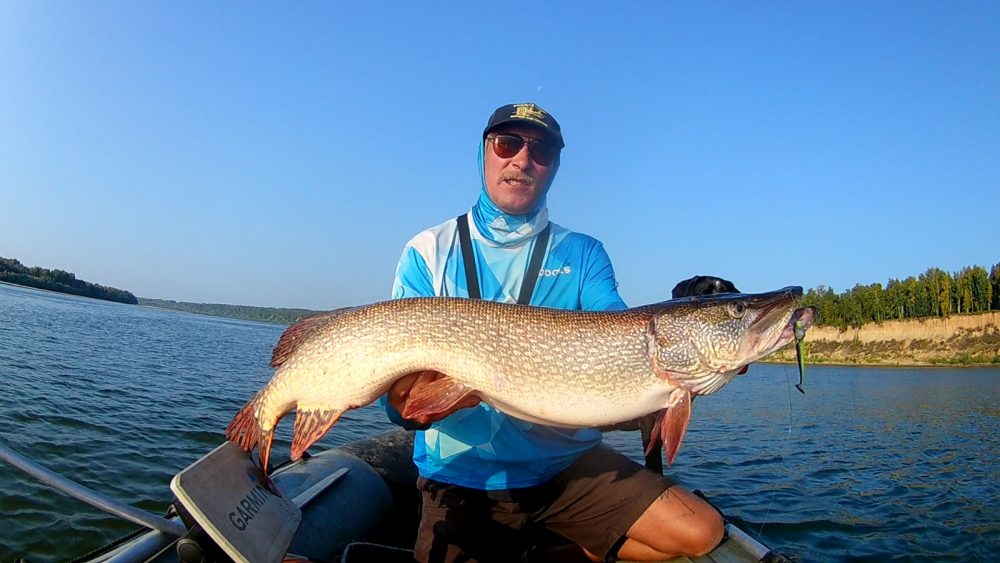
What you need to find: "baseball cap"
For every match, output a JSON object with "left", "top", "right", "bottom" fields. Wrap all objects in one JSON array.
[{"left": 483, "top": 103, "right": 564, "bottom": 148}]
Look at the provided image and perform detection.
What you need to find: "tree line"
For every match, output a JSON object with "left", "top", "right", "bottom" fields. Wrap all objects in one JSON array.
[
  {"left": 137, "top": 298, "right": 320, "bottom": 325},
  {"left": 802, "top": 262, "right": 1000, "bottom": 330},
  {"left": 0, "top": 256, "right": 138, "bottom": 305}
]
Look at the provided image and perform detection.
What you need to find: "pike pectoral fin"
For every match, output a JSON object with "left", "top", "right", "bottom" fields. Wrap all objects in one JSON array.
[
  {"left": 402, "top": 376, "right": 476, "bottom": 420},
  {"left": 662, "top": 389, "right": 693, "bottom": 467},
  {"left": 291, "top": 406, "right": 343, "bottom": 461}
]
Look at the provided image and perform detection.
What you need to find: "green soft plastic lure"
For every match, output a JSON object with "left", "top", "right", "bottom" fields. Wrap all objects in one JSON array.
[{"left": 794, "top": 320, "right": 807, "bottom": 394}]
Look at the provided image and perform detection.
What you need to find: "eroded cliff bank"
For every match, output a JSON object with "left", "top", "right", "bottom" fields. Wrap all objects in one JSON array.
[{"left": 768, "top": 311, "right": 1000, "bottom": 366}]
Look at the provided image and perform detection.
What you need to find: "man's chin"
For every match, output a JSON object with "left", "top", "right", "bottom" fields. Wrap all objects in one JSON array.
[{"left": 496, "top": 194, "right": 542, "bottom": 215}]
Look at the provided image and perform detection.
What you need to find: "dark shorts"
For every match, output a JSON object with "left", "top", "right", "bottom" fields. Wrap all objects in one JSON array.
[{"left": 413, "top": 445, "right": 677, "bottom": 563}]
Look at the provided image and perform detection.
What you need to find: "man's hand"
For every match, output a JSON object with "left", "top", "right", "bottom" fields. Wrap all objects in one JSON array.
[{"left": 387, "top": 371, "right": 482, "bottom": 425}]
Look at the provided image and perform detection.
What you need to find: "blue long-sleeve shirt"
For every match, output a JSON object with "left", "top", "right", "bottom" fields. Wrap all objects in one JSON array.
[{"left": 380, "top": 209, "right": 627, "bottom": 490}]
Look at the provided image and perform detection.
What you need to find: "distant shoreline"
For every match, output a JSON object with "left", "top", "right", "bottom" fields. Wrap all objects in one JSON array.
[
  {"left": 136, "top": 297, "right": 320, "bottom": 326},
  {"left": 0, "top": 259, "right": 138, "bottom": 304},
  {"left": 0, "top": 280, "right": 134, "bottom": 303},
  {"left": 6, "top": 280, "right": 998, "bottom": 366},
  {"left": 761, "top": 359, "right": 1000, "bottom": 369}
]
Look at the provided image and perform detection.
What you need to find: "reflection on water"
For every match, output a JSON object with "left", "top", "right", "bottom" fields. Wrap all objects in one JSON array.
[{"left": 1, "top": 283, "right": 998, "bottom": 562}]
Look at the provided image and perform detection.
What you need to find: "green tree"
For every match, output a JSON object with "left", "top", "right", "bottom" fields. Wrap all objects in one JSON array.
[
  {"left": 969, "top": 266, "right": 992, "bottom": 313},
  {"left": 955, "top": 268, "right": 974, "bottom": 313},
  {"left": 885, "top": 278, "right": 904, "bottom": 320},
  {"left": 991, "top": 263, "right": 1000, "bottom": 311},
  {"left": 843, "top": 285, "right": 864, "bottom": 328},
  {"left": 903, "top": 276, "right": 919, "bottom": 319},
  {"left": 937, "top": 269, "right": 952, "bottom": 317},
  {"left": 917, "top": 269, "right": 938, "bottom": 317}
]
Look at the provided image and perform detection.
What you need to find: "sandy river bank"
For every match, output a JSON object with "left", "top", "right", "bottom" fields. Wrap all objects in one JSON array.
[{"left": 768, "top": 311, "right": 1000, "bottom": 366}]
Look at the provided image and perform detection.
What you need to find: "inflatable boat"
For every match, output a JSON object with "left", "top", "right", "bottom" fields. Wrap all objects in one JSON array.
[{"left": 2, "top": 430, "right": 790, "bottom": 563}]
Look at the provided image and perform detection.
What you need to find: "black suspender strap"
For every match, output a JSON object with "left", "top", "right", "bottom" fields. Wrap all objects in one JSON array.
[
  {"left": 517, "top": 223, "right": 550, "bottom": 305},
  {"left": 456, "top": 213, "right": 481, "bottom": 300},
  {"left": 456, "top": 213, "right": 551, "bottom": 305}
]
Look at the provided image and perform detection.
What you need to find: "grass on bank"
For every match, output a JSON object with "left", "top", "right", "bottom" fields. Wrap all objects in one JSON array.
[{"left": 930, "top": 354, "right": 1000, "bottom": 365}]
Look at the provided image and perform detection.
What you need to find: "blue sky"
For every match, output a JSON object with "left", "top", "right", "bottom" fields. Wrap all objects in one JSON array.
[{"left": 2, "top": 3, "right": 997, "bottom": 310}]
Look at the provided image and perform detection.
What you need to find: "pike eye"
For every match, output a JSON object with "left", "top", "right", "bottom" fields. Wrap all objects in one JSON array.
[{"left": 728, "top": 302, "right": 747, "bottom": 319}]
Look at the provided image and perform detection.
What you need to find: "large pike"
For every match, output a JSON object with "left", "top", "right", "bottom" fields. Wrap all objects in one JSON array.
[{"left": 227, "top": 287, "right": 816, "bottom": 474}]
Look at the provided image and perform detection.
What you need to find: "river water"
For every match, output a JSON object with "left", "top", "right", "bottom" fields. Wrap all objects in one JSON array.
[{"left": 1, "top": 283, "right": 997, "bottom": 562}]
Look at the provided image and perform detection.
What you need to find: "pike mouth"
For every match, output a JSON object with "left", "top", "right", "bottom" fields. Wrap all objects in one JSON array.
[
  {"left": 745, "top": 287, "right": 811, "bottom": 356},
  {"left": 747, "top": 287, "right": 801, "bottom": 329},
  {"left": 773, "top": 306, "right": 817, "bottom": 350}
]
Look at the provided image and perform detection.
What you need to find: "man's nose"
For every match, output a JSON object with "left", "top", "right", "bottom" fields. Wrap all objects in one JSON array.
[{"left": 510, "top": 144, "right": 533, "bottom": 169}]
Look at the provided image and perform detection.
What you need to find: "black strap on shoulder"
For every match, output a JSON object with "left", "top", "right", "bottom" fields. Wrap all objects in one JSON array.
[
  {"left": 456, "top": 214, "right": 481, "bottom": 300},
  {"left": 517, "top": 223, "right": 550, "bottom": 305},
  {"left": 456, "top": 214, "right": 550, "bottom": 305}
]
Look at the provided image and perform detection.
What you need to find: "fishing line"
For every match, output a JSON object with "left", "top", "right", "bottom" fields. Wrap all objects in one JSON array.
[{"left": 756, "top": 367, "right": 795, "bottom": 539}]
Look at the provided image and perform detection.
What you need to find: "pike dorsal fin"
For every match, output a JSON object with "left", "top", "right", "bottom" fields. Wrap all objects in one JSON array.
[{"left": 271, "top": 308, "right": 357, "bottom": 368}]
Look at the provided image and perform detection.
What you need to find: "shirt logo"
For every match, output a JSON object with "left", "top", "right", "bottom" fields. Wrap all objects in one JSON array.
[{"left": 539, "top": 266, "right": 571, "bottom": 277}]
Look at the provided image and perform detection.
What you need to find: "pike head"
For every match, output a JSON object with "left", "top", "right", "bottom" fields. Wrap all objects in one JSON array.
[
  {"left": 643, "top": 286, "right": 817, "bottom": 465},
  {"left": 650, "top": 286, "right": 816, "bottom": 394}
]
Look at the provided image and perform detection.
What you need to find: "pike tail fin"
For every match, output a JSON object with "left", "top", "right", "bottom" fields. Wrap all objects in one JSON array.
[
  {"left": 226, "top": 393, "right": 277, "bottom": 478},
  {"left": 226, "top": 397, "right": 260, "bottom": 451},
  {"left": 291, "top": 406, "right": 343, "bottom": 461}
]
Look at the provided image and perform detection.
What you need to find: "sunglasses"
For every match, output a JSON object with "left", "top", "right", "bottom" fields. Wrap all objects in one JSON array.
[{"left": 486, "top": 133, "right": 560, "bottom": 166}]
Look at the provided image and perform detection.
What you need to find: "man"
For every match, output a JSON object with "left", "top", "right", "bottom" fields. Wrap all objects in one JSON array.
[{"left": 381, "top": 103, "right": 724, "bottom": 563}]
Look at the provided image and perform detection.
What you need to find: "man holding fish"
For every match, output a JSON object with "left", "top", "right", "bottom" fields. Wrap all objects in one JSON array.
[
  {"left": 382, "top": 103, "right": 724, "bottom": 563},
  {"left": 226, "top": 105, "right": 814, "bottom": 561}
]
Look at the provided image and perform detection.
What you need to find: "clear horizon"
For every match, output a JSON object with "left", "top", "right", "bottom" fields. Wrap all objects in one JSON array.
[{"left": 3, "top": 3, "right": 998, "bottom": 310}]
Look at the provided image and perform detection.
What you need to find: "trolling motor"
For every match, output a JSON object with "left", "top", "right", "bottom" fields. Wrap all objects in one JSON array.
[{"left": 173, "top": 516, "right": 231, "bottom": 563}]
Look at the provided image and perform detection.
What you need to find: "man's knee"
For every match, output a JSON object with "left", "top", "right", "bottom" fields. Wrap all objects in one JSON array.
[
  {"left": 664, "top": 506, "right": 723, "bottom": 557},
  {"left": 627, "top": 487, "right": 725, "bottom": 558},
  {"left": 679, "top": 506, "right": 725, "bottom": 557}
]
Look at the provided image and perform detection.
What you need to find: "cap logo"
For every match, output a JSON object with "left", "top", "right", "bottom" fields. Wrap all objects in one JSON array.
[{"left": 510, "top": 103, "right": 550, "bottom": 128}]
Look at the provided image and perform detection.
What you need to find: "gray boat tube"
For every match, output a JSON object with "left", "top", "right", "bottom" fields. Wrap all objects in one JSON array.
[{"left": 0, "top": 440, "right": 188, "bottom": 537}]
